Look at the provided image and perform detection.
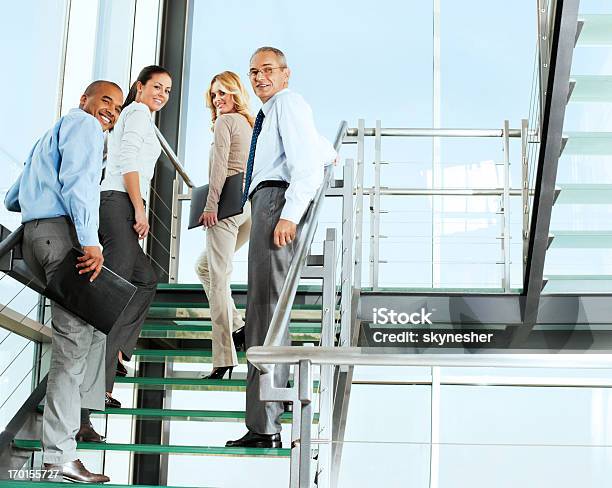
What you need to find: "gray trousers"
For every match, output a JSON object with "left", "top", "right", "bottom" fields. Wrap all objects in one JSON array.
[
  {"left": 245, "top": 186, "right": 305, "bottom": 435},
  {"left": 99, "top": 191, "right": 158, "bottom": 392},
  {"left": 22, "top": 217, "right": 106, "bottom": 464}
]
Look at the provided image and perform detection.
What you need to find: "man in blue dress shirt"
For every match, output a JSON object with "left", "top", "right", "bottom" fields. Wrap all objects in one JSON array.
[
  {"left": 5, "top": 80, "right": 123, "bottom": 483},
  {"left": 226, "top": 47, "right": 333, "bottom": 449}
]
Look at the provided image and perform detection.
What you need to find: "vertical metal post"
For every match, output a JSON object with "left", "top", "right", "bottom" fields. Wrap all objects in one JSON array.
[
  {"left": 354, "top": 120, "right": 365, "bottom": 289},
  {"left": 298, "top": 360, "right": 313, "bottom": 488},
  {"left": 372, "top": 120, "right": 382, "bottom": 290},
  {"left": 289, "top": 366, "right": 302, "bottom": 487},
  {"left": 429, "top": 367, "right": 440, "bottom": 488},
  {"left": 316, "top": 229, "right": 337, "bottom": 488},
  {"left": 537, "top": 0, "right": 551, "bottom": 127},
  {"left": 521, "top": 118, "right": 529, "bottom": 276},
  {"left": 168, "top": 177, "right": 179, "bottom": 282},
  {"left": 368, "top": 191, "right": 375, "bottom": 289},
  {"left": 340, "top": 160, "right": 354, "bottom": 347},
  {"left": 502, "top": 120, "right": 511, "bottom": 292}
]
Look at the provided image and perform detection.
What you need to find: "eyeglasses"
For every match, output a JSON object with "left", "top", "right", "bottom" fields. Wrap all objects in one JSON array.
[{"left": 248, "top": 66, "right": 286, "bottom": 79}]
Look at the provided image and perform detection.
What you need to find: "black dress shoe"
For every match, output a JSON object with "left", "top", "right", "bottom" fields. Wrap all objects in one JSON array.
[
  {"left": 202, "top": 366, "right": 234, "bottom": 380},
  {"left": 105, "top": 393, "right": 121, "bottom": 409},
  {"left": 116, "top": 360, "right": 128, "bottom": 377},
  {"left": 43, "top": 459, "right": 110, "bottom": 483},
  {"left": 226, "top": 431, "right": 282, "bottom": 449},
  {"left": 232, "top": 326, "right": 246, "bottom": 351},
  {"left": 76, "top": 421, "right": 106, "bottom": 443}
]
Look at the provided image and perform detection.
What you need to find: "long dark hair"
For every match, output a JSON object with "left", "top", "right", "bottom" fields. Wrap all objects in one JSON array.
[{"left": 123, "top": 65, "right": 172, "bottom": 109}]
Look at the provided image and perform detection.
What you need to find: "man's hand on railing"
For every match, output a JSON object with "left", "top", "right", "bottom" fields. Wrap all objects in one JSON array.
[
  {"left": 199, "top": 211, "right": 218, "bottom": 228},
  {"left": 274, "top": 219, "right": 296, "bottom": 248},
  {"left": 77, "top": 246, "right": 104, "bottom": 282}
]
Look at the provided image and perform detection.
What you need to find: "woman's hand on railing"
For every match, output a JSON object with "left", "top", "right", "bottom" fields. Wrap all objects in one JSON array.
[
  {"left": 133, "top": 209, "right": 150, "bottom": 239},
  {"left": 199, "top": 211, "right": 218, "bottom": 228}
]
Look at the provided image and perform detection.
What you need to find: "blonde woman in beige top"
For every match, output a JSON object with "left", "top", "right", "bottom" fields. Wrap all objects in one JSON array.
[{"left": 195, "top": 71, "right": 254, "bottom": 379}]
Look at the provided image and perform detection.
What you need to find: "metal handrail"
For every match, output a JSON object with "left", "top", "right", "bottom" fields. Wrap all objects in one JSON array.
[
  {"left": 362, "top": 188, "right": 535, "bottom": 197},
  {"left": 346, "top": 127, "right": 523, "bottom": 138},
  {"left": 259, "top": 120, "right": 348, "bottom": 374},
  {"left": 0, "top": 225, "right": 24, "bottom": 261},
  {"left": 154, "top": 126, "right": 195, "bottom": 188},
  {"left": 249, "top": 347, "right": 612, "bottom": 369}
]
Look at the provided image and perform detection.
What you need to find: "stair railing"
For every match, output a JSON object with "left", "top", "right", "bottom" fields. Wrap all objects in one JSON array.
[{"left": 249, "top": 347, "right": 612, "bottom": 488}]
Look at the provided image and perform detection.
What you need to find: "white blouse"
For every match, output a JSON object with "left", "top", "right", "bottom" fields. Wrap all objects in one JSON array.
[{"left": 101, "top": 102, "right": 161, "bottom": 203}]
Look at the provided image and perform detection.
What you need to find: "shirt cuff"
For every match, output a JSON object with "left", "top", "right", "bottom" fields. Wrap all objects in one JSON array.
[
  {"left": 280, "top": 202, "right": 307, "bottom": 225},
  {"left": 76, "top": 226, "right": 100, "bottom": 247}
]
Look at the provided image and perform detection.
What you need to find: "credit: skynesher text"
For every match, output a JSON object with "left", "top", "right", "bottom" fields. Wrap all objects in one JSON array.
[{"left": 372, "top": 331, "right": 493, "bottom": 346}]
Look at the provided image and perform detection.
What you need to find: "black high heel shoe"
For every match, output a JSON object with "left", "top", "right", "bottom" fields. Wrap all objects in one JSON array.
[{"left": 202, "top": 366, "right": 234, "bottom": 380}]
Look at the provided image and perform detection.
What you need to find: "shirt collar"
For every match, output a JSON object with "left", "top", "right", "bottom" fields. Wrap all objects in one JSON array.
[{"left": 261, "top": 88, "right": 289, "bottom": 116}]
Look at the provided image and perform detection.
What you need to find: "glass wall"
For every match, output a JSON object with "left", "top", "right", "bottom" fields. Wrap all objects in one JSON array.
[
  {"left": 178, "top": 0, "right": 535, "bottom": 290},
  {"left": 0, "top": 0, "right": 161, "bottom": 435},
  {"left": 0, "top": 0, "right": 69, "bottom": 432}
]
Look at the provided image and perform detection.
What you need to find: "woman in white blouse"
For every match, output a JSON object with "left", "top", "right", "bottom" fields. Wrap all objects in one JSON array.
[{"left": 99, "top": 65, "right": 172, "bottom": 408}]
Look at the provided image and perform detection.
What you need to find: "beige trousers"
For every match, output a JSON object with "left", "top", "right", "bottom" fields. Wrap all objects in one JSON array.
[{"left": 194, "top": 202, "right": 251, "bottom": 367}]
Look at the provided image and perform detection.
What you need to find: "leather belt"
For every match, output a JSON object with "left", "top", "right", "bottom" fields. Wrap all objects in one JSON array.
[{"left": 249, "top": 180, "right": 289, "bottom": 200}]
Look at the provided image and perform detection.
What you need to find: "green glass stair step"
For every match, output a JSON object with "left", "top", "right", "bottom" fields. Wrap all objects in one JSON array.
[
  {"left": 132, "top": 348, "right": 242, "bottom": 364},
  {"left": 555, "top": 184, "right": 612, "bottom": 204},
  {"left": 570, "top": 75, "right": 612, "bottom": 102},
  {"left": 562, "top": 132, "right": 612, "bottom": 156},
  {"left": 114, "top": 376, "right": 320, "bottom": 393},
  {"left": 549, "top": 230, "right": 612, "bottom": 248},
  {"left": 577, "top": 15, "right": 612, "bottom": 46},
  {"left": 37, "top": 404, "right": 315, "bottom": 423},
  {"left": 150, "top": 302, "right": 321, "bottom": 310},
  {"left": 12, "top": 439, "right": 290, "bottom": 458},
  {"left": 157, "top": 283, "right": 322, "bottom": 293},
  {"left": 148, "top": 303, "right": 325, "bottom": 321},
  {"left": 544, "top": 275, "right": 612, "bottom": 293},
  {"left": 140, "top": 321, "right": 321, "bottom": 340}
]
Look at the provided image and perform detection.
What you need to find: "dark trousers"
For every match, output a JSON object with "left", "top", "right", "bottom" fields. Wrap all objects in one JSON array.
[
  {"left": 245, "top": 186, "right": 305, "bottom": 434},
  {"left": 99, "top": 191, "right": 158, "bottom": 392}
]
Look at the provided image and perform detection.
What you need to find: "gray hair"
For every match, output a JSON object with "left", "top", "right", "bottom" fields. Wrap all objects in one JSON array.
[{"left": 250, "top": 46, "right": 287, "bottom": 67}]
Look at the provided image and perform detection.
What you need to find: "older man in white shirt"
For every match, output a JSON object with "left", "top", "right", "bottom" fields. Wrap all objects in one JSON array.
[{"left": 226, "top": 46, "right": 334, "bottom": 449}]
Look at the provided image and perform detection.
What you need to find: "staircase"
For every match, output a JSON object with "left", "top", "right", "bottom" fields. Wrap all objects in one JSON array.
[
  {"left": 6, "top": 283, "right": 327, "bottom": 487},
  {"left": 544, "top": 10, "right": 612, "bottom": 293}
]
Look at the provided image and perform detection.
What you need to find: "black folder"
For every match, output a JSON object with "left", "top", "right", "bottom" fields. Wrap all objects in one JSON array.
[
  {"left": 46, "top": 248, "right": 137, "bottom": 335},
  {"left": 188, "top": 172, "right": 244, "bottom": 229}
]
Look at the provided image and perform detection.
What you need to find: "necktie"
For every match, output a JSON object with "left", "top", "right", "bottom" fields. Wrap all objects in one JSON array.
[{"left": 242, "top": 109, "right": 265, "bottom": 206}]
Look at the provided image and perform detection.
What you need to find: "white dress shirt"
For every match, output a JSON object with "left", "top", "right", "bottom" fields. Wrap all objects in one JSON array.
[
  {"left": 101, "top": 101, "right": 161, "bottom": 203},
  {"left": 251, "top": 88, "right": 334, "bottom": 224}
]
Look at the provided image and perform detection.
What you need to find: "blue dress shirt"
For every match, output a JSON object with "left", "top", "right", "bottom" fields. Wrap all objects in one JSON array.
[
  {"left": 4, "top": 109, "right": 105, "bottom": 246},
  {"left": 250, "top": 89, "right": 331, "bottom": 224}
]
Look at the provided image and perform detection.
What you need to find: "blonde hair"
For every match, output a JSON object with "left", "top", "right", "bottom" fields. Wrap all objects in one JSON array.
[{"left": 205, "top": 71, "right": 254, "bottom": 129}]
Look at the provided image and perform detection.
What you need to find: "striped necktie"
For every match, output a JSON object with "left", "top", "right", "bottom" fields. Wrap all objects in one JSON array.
[{"left": 241, "top": 109, "right": 265, "bottom": 206}]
